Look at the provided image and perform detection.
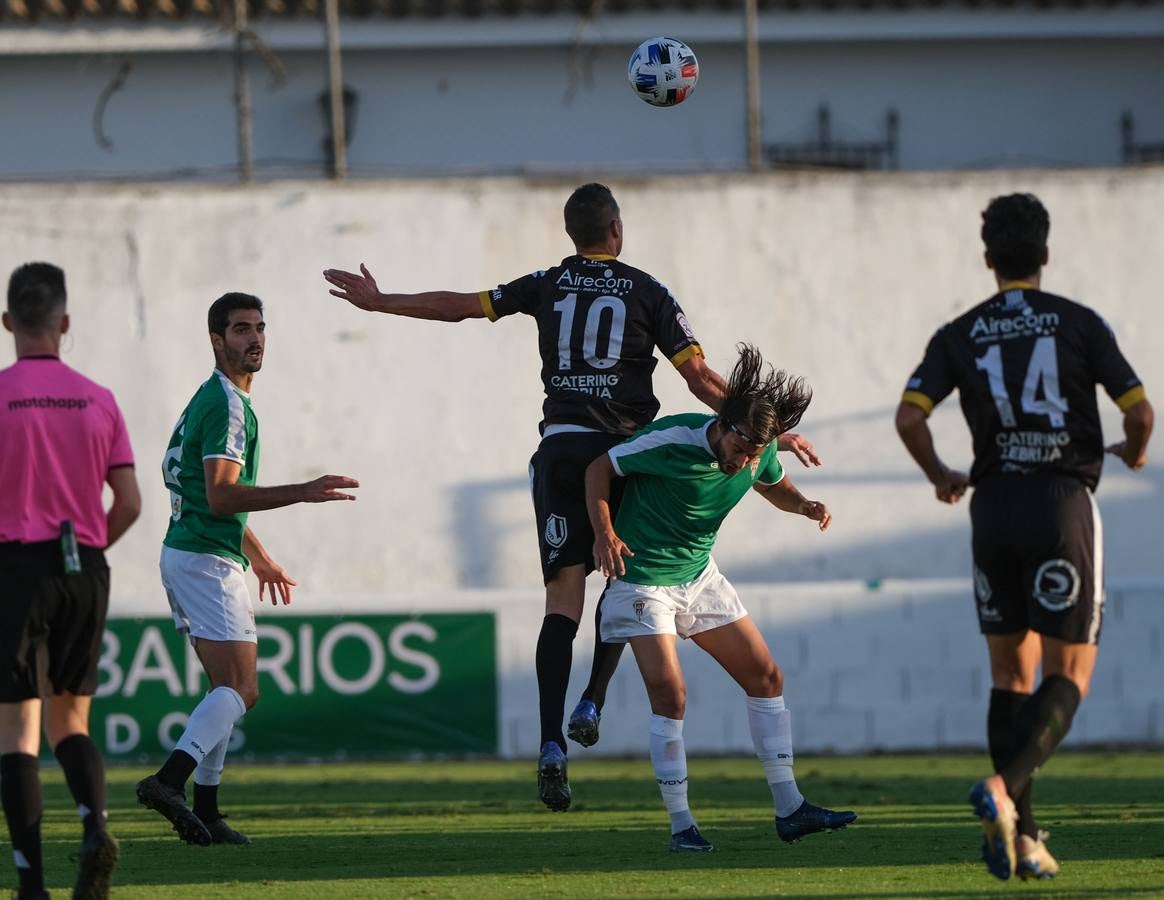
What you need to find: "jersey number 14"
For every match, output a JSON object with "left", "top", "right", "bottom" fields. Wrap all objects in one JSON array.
[{"left": 975, "top": 336, "right": 1068, "bottom": 428}]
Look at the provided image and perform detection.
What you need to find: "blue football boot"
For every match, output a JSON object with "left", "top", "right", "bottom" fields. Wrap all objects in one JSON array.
[
  {"left": 567, "top": 699, "right": 601, "bottom": 748},
  {"left": 776, "top": 800, "right": 858, "bottom": 843},
  {"left": 669, "top": 825, "right": 714, "bottom": 852},
  {"left": 537, "top": 741, "right": 571, "bottom": 812}
]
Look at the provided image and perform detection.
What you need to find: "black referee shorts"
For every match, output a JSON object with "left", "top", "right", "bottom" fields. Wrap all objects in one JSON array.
[
  {"left": 529, "top": 431, "right": 627, "bottom": 585},
  {"left": 970, "top": 474, "right": 1103, "bottom": 645},
  {"left": 0, "top": 541, "right": 110, "bottom": 702}
]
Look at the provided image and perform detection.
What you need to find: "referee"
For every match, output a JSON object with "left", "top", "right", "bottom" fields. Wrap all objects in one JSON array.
[{"left": 0, "top": 263, "right": 141, "bottom": 900}]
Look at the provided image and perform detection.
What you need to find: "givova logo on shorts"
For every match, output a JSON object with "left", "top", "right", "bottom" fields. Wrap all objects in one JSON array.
[
  {"left": 1034, "top": 559, "right": 1081, "bottom": 612},
  {"left": 544, "top": 513, "right": 568, "bottom": 549}
]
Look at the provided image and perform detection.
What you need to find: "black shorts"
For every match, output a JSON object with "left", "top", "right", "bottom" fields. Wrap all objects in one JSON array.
[
  {"left": 529, "top": 431, "right": 627, "bottom": 584},
  {"left": 970, "top": 474, "right": 1103, "bottom": 645},
  {"left": 0, "top": 541, "right": 110, "bottom": 702}
]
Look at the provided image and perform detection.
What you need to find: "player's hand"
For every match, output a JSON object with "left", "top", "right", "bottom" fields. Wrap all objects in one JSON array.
[
  {"left": 1106, "top": 441, "right": 1147, "bottom": 470},
  {"left": 300, "top": 475, "right": 360, "bottom": 503},
  {"left": 324, "top": 264, "right": 383, "bottom": 312},
  {"left": 801, "top": 500, "right": 832, "bottom": 531},
  {"left": 594, "top": 529, "right": 634, "bottom": 579},
  {"left": 251, "top": 556, "right": 298, "bottom": 606},
  {"left": 778, "top": 433, "right": 823, "bottom": 468},
  {"left": 933, "top": 467, "right": 970, "bottom": 504}
]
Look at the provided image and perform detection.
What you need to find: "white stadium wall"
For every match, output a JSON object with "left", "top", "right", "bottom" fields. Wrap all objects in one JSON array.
[{"left": 2, "top": 170, "right": 1161, "bottom": 754}]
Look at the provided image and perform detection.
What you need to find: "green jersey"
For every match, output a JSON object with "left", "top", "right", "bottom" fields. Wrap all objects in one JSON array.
[
  {"left": 609, "top": 413, "right": 784, "bottom": 586},
  {"left": 161, "top": 370, "right": 260, "bottom": 567}
]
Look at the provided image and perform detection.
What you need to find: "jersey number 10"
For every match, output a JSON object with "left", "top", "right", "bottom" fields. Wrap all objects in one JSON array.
[
  {"left": 975, "top": 336, "right": 1068, "bottom": 428},
  {"left": 553, "top": 293, "right": 627, "bottom": 371}
]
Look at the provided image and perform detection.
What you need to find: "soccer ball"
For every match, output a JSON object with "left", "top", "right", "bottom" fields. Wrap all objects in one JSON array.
[{"left": 627, "top": 37, "right": 699, "bottom": 108}]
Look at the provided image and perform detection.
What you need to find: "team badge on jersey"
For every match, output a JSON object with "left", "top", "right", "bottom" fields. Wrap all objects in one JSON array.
[
  {"left": 544, "top": 513, "right": 568, "bottom": 549},
  {"left": 1033, "top": 559, "right": 1081, "bottom": 612}
]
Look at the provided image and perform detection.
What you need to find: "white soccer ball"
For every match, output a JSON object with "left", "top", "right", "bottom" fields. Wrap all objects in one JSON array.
[{"left": 627, "top": 37, "right": 699, "bottom": 108}]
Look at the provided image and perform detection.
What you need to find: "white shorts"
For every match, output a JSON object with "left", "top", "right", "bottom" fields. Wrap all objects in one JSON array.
[
  {"left": 159, "top": 546, "right": 256, "bottom": 644},
  {"left": 599, "top": 558, "right": 748, "bottom": 643}
]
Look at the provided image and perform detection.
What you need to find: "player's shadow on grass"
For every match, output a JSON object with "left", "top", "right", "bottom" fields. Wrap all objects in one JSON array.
[{"left": 83, "top": 770, "right": 1164, "bottom": 886}]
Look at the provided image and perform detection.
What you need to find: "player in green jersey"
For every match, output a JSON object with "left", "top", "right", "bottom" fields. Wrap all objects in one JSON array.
[
  {"left": 585, "top": 345, "right": 856, "bottom": 851},
  {"left": 137, "top": 293, "right": 359, "bottom": 847}
]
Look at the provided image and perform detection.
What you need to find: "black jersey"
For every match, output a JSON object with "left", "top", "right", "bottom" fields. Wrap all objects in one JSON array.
[
  {"left": 480, "top": 254, "right": 702, "bottom": 435},
  {"left": 903, "top": 286, "right": 1144, "bottom": 490}
]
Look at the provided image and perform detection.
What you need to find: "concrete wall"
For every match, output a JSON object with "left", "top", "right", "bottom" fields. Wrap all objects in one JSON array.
[
  {"left": 2, "top": 24, "right": 1163, "bottom": 176},
  {"left": 3, "top": 170, "right": 1160, "bottom": 596},
  {"left": 3, "top": 169, "right": 1161, "bottom": 752}
]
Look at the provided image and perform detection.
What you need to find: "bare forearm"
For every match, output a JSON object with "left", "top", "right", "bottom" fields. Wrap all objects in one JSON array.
[
  {"left": 208, "top": 482, "right": 306, "bottom": 516},
  {"left": 242, "top": 527, "right": 270, "bottom": 564},
  {"left": 757, "top": 477, "right": 808, "bottom": 513},
  {"left": 375, "top": 291, "right": 479, "bottom": 322},
  {"left": 690, "top": 369, "right": 727, "bottom": 413},
  {"left": 105, "top": 503, "right": 139, "bottom": 548},
  {"left": 1122, "top": 399, "right": 1154, "bottom": 466},
  {"left": 895, "top": 408, "right": 947, "bottom": 484},
  {"left": 585, "top": 460, "right": 617, "bottom": 537}
]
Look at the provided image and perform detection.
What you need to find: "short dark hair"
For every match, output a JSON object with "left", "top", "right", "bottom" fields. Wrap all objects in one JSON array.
[
  {"left": 7, "top": 262, "right": 66, "bottom": 331},
  {"left": 981, "top": 193, "right": 1050, "bottom": 281},
  {"left": 208, "top": 292, "right": 264, "bottom": 335},
  {"left": 718, "top": 344, "right": 812, "bottom": 446},
  {"left": 564, "top": 183, "right": 620, "bottom": 248}
]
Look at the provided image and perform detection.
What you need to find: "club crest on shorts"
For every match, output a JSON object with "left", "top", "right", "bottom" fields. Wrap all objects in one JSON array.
[
  {"left": 1033, "top": 558, "right": 1081, "bottom": 612},
  {"left": 544, "top": 513, "right": 568, "bottom": 549},
  {"left": 633, "top": 599, "right": 646, "bottom": 621},
  {"left": 974, "top": 566, "right": 1002, "bottom": 622}
]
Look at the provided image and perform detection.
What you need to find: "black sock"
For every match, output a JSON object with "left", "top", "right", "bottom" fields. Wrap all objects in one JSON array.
[
  {"left": 1001, "top": 675, "right": 1081, "bottom": 801},
  {"left": 156, "top": 749, "right": 199, "bottom": 792},
  {"left": 988, "top": 689, "right": 1037, "bottom": 838},
  {"left": 536, "top": 613, "right": 579, "bottom": 751},
  {"left": 1, "top": 753, "right": 44, "bottom": 897},
  {"left": 580, "top": 590, "right": 624, "bottom": 711},
  {"left": 192, "top": 783, "right": 221, "bottom": 824},
  {"left": 53, "top": 733, "right": 107, "bottom": 839}
]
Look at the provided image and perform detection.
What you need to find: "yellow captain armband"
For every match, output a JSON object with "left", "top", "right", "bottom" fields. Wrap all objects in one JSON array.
[
  {"left": 670, "top": 344, "right": 704, "bottom": 368},
  {"left": 901, "top": 390, "right": 934, "bottom": 415},
  {"left": 1116, "top": 385, "right": 1147, "bottom": 411},
  {"left": 478, "top": 290, "right": 499, "bottom": 322}
]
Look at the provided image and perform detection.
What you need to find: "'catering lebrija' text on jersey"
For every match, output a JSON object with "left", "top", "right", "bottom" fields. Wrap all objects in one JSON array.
[
  {"left": 608, "top": 413, "right": 785, "bottom": 586},
  {"left": 480, "top": 255, "right": 703, "bottom": 435},
  {"left": 903, "top": 286, "right": 1143, "bottom": 489},
  {"left": 161, "top": 370, "right": 260, "bottom": 567}
]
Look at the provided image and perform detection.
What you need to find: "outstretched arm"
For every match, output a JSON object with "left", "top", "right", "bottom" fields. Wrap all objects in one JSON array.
[
  {"left": 204, "top": 458, "right": 359, "bottom": 517},
  {"left": 752, "top": 474, "right": 832, "bottom": 531},
  {"left": 324, "top": 264, "right": 485, "bottom": 322},
  {"left": 585, "top": 454, "right": 634, "bottom": 578},
  {"left": 894, "top": 401, "right": 968, "bottom": 504},
  {"left": 1106, "top": 398, "right": 1154, "bottom": 470}
]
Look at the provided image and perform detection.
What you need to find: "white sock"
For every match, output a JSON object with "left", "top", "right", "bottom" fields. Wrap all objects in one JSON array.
[
  {"left": 649, "top": 714, "right": 696, "bottom": 834},
  {"left": 176, "top": 686, "right": 246, "bottom": 763},
  {"left": 194, "top": 723, "right": 232, "bottom": 787},
  {"left": 746, "top": 695, "right": 805, "bottom": 818}
]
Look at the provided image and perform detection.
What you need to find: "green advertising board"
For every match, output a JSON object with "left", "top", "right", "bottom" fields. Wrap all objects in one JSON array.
[{"left": 93, "top": 614, "right": 496, "bottom": 760}]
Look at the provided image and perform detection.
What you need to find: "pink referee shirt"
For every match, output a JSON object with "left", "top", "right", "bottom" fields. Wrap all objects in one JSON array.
[{"left": 0, "top": 356, "right": 135, "bottom": 548}]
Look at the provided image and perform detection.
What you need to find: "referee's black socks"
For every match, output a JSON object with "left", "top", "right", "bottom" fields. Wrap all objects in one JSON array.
[
  {"left": 53, "top": 733, "right": 108, "bottom": 839},
  {"left": 1000, "top": 675, "right": 1081, "bottom": 803},
  {"left": 536, "top": 613, "right": 579, "bottom": 751},
  {"left": 1, "top": 752, "right": 44, "bottom": 897}
]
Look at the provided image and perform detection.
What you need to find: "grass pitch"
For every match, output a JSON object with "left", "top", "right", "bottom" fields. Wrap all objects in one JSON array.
[{"left": 22, "top": 752, "right": 1164, "bottom": 898}]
